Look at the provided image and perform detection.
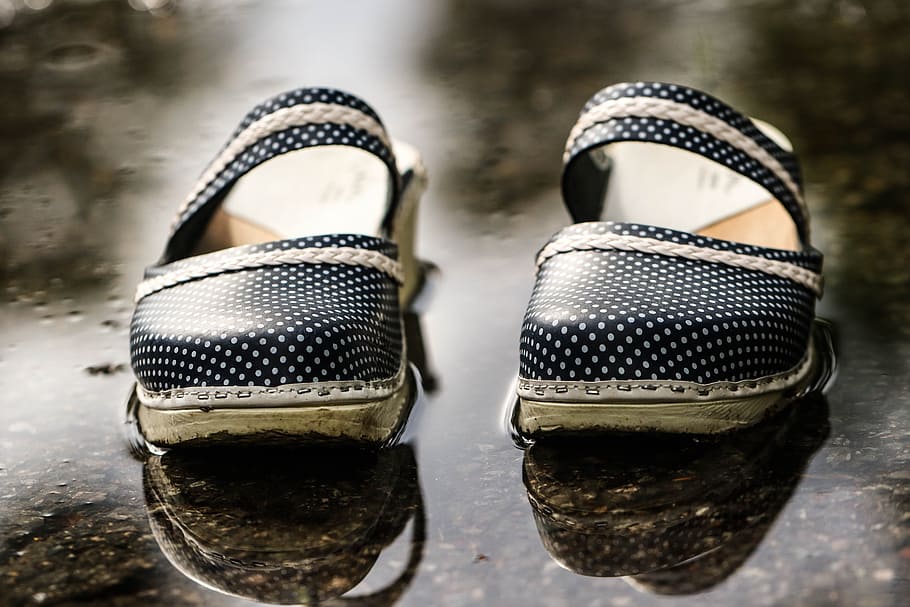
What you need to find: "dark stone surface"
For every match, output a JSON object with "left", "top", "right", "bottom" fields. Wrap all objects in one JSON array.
[{"left": 1, "top": 1, "right": 907, "bottom": 605}]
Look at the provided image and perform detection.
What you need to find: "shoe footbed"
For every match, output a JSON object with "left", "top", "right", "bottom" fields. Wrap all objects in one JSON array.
[
  {"left": 697, "top": 200, "right": 799, "bottom": 251},
  {"left": 194, "top": 146, "right": 392, "bottom": 254},
  {"left": 598, "top": 117, "right": 801, "bottom": 252}
]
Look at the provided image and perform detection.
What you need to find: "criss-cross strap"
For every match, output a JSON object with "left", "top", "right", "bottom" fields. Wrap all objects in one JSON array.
[
  {"left": 163, "top": 88, "right": 400, "bottom": 262},
  {"left": 561, "top": 82, "right": 810, "bottom": 244}
]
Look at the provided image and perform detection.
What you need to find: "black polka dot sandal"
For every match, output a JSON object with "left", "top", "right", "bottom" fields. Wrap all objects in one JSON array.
[
  {"left": 514, "top": 82, "right": 832, "bottom": 437},
  {"left": 129, "top": 88, "right": 426, "bottom": 447}
]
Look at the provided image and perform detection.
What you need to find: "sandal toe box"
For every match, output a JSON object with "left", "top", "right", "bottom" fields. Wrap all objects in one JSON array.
[
  {"left": 520, "top": 226, "right": 819, "bottom": 385},
  {"left": 131, "top": 246, "right": 402, "bottom": 393}
]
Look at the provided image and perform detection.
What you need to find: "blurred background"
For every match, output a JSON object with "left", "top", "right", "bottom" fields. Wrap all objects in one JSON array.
[{"left": 0, "top": 1, "right": 908, "bottom": 606}]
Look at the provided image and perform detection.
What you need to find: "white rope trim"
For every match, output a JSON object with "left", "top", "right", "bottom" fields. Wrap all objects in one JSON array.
[
  {"left": 136, "top": 247, "right": 403, "bottom": 302},
  {"left": 537, "top": 232, "right": 823, "bottom": 296},
  {"left": 170, "top": 103, "right": 392, "bottom": 230},
  {"left": 564, "top": 97, "right": 809, "bottom": 236}
]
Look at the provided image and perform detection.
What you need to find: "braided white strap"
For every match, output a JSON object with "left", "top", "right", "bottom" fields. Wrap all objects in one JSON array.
[
  {"left": 136, "top": 247, "right": 403, "bottom": 302},
  {"left": 171, "top": 103, "right": 392, "bottom": 230},
  {"left": 565, "top": 97, "right": 809, "bottom": 237},
  {"left": 537, "top": 233, "right": 823, "bottom": 297}
]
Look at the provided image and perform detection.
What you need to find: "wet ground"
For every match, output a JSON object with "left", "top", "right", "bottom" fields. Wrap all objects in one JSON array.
[{"left": 1, "top": 0, "right": 909, "bottom": 605}]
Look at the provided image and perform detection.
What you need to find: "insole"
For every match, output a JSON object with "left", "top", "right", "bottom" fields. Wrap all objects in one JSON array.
[
  {"left": 596, "top": 119, "right": 800, "bottom": 251},
  {"left": 195, "top": 146, "right": 393, "bottom": 254}
]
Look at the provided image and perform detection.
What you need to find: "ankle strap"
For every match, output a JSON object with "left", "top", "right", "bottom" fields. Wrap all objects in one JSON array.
[
  {"left": 164, "top": 88, "right": 399, "bottom": 262},
  {"left": 561, "top": 82, "right": 810, "bottom": 244}
]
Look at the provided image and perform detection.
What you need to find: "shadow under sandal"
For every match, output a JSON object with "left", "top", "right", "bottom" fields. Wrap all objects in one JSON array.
[
  {"left": 516, "top": 82, "right": 825, "bottom": 436},
  {"left": 130, "top": 88, "right": 426, "bottom": 447}
]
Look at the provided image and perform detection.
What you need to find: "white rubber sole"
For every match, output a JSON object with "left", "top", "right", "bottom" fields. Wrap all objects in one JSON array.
[
  {"left": 135, "top": 371, "right": 416, "bottom": 448},
  {"left": 515, "top": 390, "right": 796, "bottom": 435}
]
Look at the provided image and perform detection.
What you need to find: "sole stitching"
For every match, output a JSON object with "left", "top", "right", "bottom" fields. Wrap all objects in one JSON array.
[
  {"left": 138, "top": 362, "right": 407, "bottom": 409},
  {"left": 517, "top": 347, "right": 812, "bottom": 399}
]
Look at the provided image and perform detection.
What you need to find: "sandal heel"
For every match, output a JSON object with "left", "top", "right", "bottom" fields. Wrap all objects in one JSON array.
[{"left": 394, "top": 157, "right": 427, "bottom": 307}]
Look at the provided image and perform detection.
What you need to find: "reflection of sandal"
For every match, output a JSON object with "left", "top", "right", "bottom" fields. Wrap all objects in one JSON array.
[
  {"left": 522, "top": 395, "right": 829, "bottom": 586},
  {"left": 515, "top": 82, "right": 828, "bottom": 436},
  {"left": 144, "top": 445, "right": 425, "bottom": 604},
  {"left": 129, "top": 88, "right": 426, "bottom": 447}
]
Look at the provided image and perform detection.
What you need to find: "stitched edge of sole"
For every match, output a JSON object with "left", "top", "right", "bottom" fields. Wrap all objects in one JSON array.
[
  {"left": 136, "top": 361, "right": 408, "bottom": 410},
  {"left": 516, "top": 346, "right": 813, "bottom": 404},
  {"left": 514, "top": 340, "right": 818, "bottom": 435},
  {"left": 136, "top": 372, "right": 415, "bottom": 447}
]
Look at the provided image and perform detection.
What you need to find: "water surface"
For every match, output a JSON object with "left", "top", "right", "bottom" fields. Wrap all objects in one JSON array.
[{"left": 1, "top": 1, "right": 908, "bottom": 605}]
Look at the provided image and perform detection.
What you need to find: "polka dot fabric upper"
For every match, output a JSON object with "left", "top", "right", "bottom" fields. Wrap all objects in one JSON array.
[
  {"left": 132, "top": 235, "right": 403, "bottom": 391},
  {"left": 130, "top": 88, "right": 407, "bottom": 393},
  {"left": 520, "top": 223, "right": 819, "bottom": 384}
]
